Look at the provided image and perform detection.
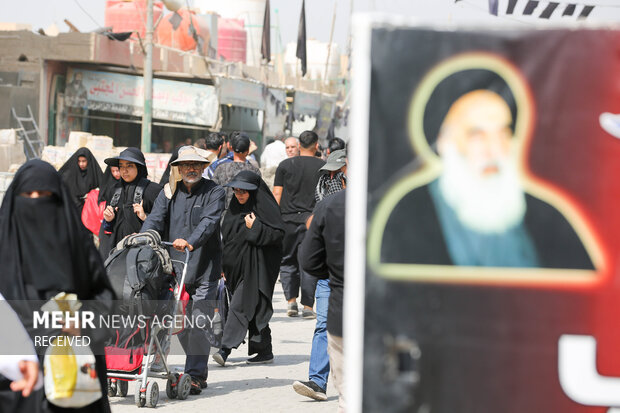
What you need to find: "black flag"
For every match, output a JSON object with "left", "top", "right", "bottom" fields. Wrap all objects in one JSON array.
[
  {"left": 540, "top": 2, "right": 559, "bottom": 18},
  {"left": 563, "top": 3, "right": 577, "bottom": 16},
  {"left": 261, "top": 0, "right": 271, "bottom": 62},
  {"left": 578, "top": 5, "right": 594, "bottom": 19},
  {"left": 523, "top": 0, "right": 539, "bottom": 15},
  {"left": 296, "top": 0, "right": 307, "bottom": 77},
  {"left": 506, "top": 0, "right": 518, "bottom": 14},
  {"left": 488, "top": 0, "right": 498, "bottom": 15}
]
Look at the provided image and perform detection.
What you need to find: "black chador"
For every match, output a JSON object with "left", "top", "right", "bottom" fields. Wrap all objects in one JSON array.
[
  {"left": 219, "top": 171, "right": 284, "bottom": 362},
  {"left": 59, "top": 147, "right": 103, "bottom": 211},
  {"left": 0, "top": 159, "right": 115, "bottom": 413},
  {"left": 99, "top": 148, "right": 162, "bottom": 258}
]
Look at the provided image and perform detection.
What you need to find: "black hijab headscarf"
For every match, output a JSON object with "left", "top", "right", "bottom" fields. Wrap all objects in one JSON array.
[
  {"left": 108, "top": 160, "right": 148, "bottom": 238},
  {"left": 0, "top": 159, "right": 108, "bottom": 301},
  {"left": 105, "top": 149, "right": 148, "bottom": 238},
  {"left": 221, "top": 171, "right": 284, "bottom": 346},
  {"left": 98, "top": 165, "right": 120, "bottom": 203},
  {"left": 222, "top": 170, "right": 284, "bottom": 243},
  {"left": 100, "top": 148, "right": 162, "bottom": 257},
  {"left": 159, "top": 146, "right": 179, "bottom": 186},
  {"left": 59, "top": 147, "right": 103, "bottom": 207},
  {"left": 221, "top": 170, "right": 284, "bottom": 293}
]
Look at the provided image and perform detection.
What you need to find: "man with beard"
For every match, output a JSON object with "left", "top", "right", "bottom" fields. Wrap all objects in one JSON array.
[
  {"left": 382, "top": 90, "right": 593, "bottom": 269},
  {"left": 142, "top": 146, "right": 224, "bottom": 394}
]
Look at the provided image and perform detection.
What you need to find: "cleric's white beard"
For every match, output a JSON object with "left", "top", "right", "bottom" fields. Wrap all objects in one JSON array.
[{"left": 438, "top": 146, "right": 526, "bottom": 234}]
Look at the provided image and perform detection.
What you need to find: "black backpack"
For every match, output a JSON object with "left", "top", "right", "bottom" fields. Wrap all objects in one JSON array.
[
  {"left": 109, "top": 178, "right": 147, "bottom": 208},
  {"left": 104, "top": 230, "right": 173, "bottom": 317}
]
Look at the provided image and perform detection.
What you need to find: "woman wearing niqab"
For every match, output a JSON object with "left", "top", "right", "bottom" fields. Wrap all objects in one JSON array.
[
  {"left": 59, "top": 147, "right": 103, "bottom": 211},
  {"left": 0, "top": 159, "right": 115, "bottom": 413},
  {"left": 213, "top": 171, "right": 284, "bottom": 365}
]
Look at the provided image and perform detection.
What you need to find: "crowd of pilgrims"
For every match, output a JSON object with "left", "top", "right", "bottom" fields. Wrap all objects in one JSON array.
[{"left": 0, "top": 130, "right": 347, "bottom": 412}]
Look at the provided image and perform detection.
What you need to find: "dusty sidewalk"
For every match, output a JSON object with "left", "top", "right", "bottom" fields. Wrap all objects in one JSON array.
[{"left": 109, "top": 293, "right": 338, "bottom": 412}]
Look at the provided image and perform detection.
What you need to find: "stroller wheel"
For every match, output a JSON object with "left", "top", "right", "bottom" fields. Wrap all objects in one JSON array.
[
  {"left": 134, "top": 383, "right": 146, "bottom": 407},
  {"left": 107, "top": 379, "right": 117, "bottom": 397},
  {"left": 117, "top": 380, "right": 129, "bottom": 397},
  {"left": 146, "top": 381, "right": 159, "bottom": 408},
  {"left": 166, "top": 374, "right": 179, "bottom": 399},
  {"left": 177, "top": 374, "right": 191, "bottom": 400}
]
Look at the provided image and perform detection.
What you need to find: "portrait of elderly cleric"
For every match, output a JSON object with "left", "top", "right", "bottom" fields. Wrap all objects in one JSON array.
[{"left": 378, "top": 65, "right": 596, "bottom": 272}]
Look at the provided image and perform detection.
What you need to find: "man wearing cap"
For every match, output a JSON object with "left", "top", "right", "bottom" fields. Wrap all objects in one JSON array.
[
  {"left": 142, "top": 145, "right": 225, "bottom": 394},
  {"left": 99, "top": 147, "right": 162, "bottom": 258},
  {"left": 292, "top": 149, "right": 347, "bottom": 402},
  {"left": 315, "top": 149, "right": 347, "bottom": 203},
  {"left": 299, "top": 189, "right": 347, "bottom": 411},
  {"left": 212, "top": 132, "right": 261, "bottom": 207}
]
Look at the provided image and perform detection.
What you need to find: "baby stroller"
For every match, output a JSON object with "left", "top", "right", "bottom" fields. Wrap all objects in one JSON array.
[{"left": 103, "top": 231, "right": 192, "bottom": 408}]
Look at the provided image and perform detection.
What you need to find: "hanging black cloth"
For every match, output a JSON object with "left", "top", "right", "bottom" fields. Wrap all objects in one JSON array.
[
  {"left": 99, "top": 148, "right": 162, "bottom": 258},
  {"left": 0, "top": 159, "right": 115, "bottom": 413},
  {"left": 221, "top": 171, "right": 284, "bottom": 352},
  {"left": 59, "top": 147, "right": 103, "bottom": 210},
  {"left": 159, "top": 146, "right": 179, "bottom": 186},
  {"left": 98, "top": 165, "right": 120, "bottom": 203}
]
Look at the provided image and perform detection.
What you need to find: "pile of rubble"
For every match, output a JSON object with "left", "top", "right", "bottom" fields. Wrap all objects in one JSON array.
[
  {"left": 0, "top": 130, "right": 173, "bottom": 205},
  {"left": 42, "top": 131, "right": 171, "bottom": 183},
  {"left": 0, "top": 129, "right": 27, "bottom": 173}
]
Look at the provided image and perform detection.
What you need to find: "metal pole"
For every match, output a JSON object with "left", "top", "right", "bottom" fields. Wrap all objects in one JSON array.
[
  {"left": 141, "top": 0, "right": 153, "bottom": 153},
  {"left": 323, "top": 0, "right": 337, "bottom": 89}
]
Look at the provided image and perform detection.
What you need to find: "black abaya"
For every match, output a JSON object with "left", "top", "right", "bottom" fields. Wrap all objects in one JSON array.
[
  {"left": 98, "top": 160, "right": 162, "bottom": 259},
  {"left": 0, "top": 159, "right": 115, "bottom": 413},
  {"left": 59, "top": 147, "right": 103, "bottom": 210},
  {"left": 98, "top": 165, "right": 120, "bottom": 204},
  {"left": 221, "top": 171, "right": 284, "bottom": 354}
]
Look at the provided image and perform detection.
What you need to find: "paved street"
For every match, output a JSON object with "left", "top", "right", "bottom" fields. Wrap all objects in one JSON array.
[{"left": 109, "top": 292, "right": 337, "bottom": 412}]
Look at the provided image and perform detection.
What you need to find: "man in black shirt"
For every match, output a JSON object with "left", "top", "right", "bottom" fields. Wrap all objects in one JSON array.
[
  {"left": 273, "top": 131, "right": 325, "bottom": 318},
  {"left": 299, "top": 189, "right": 346, "bottom": 411}
]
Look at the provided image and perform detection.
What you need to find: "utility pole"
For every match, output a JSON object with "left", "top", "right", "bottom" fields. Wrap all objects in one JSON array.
[
  {"left": 323, "top": 0, "right": 337, "bottom": 90},
  {"left": 141, "top": 0, "right": 154, "bottom": 153}
]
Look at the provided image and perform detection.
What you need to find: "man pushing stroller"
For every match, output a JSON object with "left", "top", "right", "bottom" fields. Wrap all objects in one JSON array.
[{"left": 142, "top": 145, "right": 225, "bottom": 395}]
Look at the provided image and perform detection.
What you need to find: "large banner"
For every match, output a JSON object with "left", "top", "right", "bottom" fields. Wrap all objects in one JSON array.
[
  {"left": 65, "top": 68, "right": 219, "bottom": 126},
  {"left": 352, "top": 23, "right": 620, "bottom": 412},
  {"left": 218, "top": 77, "right": 266, "bottom": 111}
]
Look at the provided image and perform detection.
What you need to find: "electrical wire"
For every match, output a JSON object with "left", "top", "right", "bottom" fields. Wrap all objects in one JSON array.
[{"left": 72, "top": 0, "right": 103, "bottom": 29}]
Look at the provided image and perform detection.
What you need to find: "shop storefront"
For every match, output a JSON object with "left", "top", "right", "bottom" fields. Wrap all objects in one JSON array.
[{"left": 56, "top": 67, "right": 219, "bottom": 151}]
